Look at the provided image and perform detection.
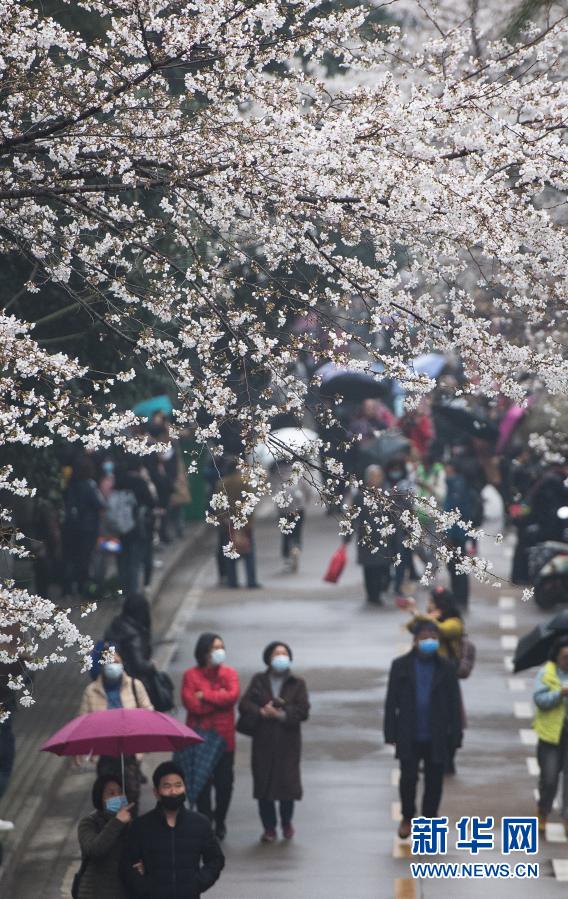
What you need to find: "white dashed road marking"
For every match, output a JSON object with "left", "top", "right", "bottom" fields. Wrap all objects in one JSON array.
[
  {"left": 499, "top": 614, "right": 517, "bottom": 630},
  {"left": 513, "top": 702, "right": 532, "bottom": 719},
  {"left": 498, "top": 596, "right": 516, "bottom": 610},
  {"left": 501, "top": 635, "right": 519, "bottom": 650},
  {"left": 526, "top": 756, "right": 539, "bottom": 776},
  {"left": 520, "top": 729, "right": 538, "bottom": 747},
  {"left": 507, "top": 678, "right": 527, "bottom": 692}
]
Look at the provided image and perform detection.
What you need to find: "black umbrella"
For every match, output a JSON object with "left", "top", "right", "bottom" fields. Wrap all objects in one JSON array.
[
  {"left": 435, "top": 401, "right": 498, "bottom": 442},
  {"left": 513, "top": 609, "right": 568, "bottom": 672},
  {"left": 320, "top": 371, "right": 388, "bottom": 402},
  {"left": 357, "top": 432, "right": 411, "bottom": 472}
]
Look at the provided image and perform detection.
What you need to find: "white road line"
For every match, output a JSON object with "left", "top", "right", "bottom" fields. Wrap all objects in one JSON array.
[
  {"left": 526, "top": 756, "right": 539, "bottom": 776},
  {"left": 501, "top": 635, "right": 519, "bottom": 650},
  {"left": 545, "top": 823, "right": 568, "bottom": 844},
  {"left": 498, "top": 596, "right": 516, "bottom": 610},
  {"left": 504, "top": 656, "right": 514, "bottom": 672},
  {"left": 513, "top": 701, "right": 532, "bottom": 719},
  {"left": 552, "top": 859, "right": 568, "bottom": 881},
  {"left": 520, "top": 729, "right": 537, "bottom": 747},
  {"left": 499, "top": 614, "right": 517, "bottom": 630},
  {"left": 508, "top": 678, "right": 527, "bottom": 692},
  {"left": 391, "top": 769, "right": 400, "bottom": 787},
  {"left": 392, "top": 801, "right": 401, "bottom": 821}
]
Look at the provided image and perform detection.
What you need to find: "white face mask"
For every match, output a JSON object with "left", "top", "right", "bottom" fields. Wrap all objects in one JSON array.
[
  {"left": 210, "top": 648, "right": 226, "bottom": 667},
  {"left": 271, "top": 655, "right": 290, "bottom": 674},
  {"left": 103, "top": 662, "right": 123, "bottom": 682}
]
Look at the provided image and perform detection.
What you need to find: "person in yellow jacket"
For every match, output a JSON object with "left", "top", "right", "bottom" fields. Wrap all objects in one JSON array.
[
  {"left": 533, "top": 636, "right": 568, "bottom": 835},
  {"left": 404, "top": 587, "right": 464, "bottom": 660}
]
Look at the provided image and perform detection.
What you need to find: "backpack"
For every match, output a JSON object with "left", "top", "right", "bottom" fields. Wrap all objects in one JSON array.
[
  {"left": 105, "top": 490, "right": 137, "bottom": 536},
  {"left": 456, "top": 636, "right": 476, "bottom": 679}
]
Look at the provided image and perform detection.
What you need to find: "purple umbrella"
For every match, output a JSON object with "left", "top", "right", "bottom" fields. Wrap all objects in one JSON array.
[{"left": 42, "top": 708, "right": 203, "bottom": 790}]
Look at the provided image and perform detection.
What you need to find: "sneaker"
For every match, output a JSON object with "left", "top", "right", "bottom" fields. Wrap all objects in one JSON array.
[
  {"left": 282, "top": 823, "right": 295, "bottom": 840},
  {"left": 0, "top": 820, "right": 14, "bottom": 832},
  {"left": 398, "top": 818, "right": 412, "bottom": 839},
  {"left": 261, "top": 828, "right": 277, "bottom": 843},
  {"left": 537, "top": 813, "right": 547, "bottom": 834}
]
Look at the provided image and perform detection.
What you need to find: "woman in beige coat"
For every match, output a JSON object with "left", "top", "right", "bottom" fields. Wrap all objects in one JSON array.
[{"left": 79, "top": 649, "right": 153, "bottom": 811}]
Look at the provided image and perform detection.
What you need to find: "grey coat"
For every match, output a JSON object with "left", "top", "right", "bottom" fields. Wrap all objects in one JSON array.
[{"left": 77, "top": 811, "right": 129, "bottom": 899}]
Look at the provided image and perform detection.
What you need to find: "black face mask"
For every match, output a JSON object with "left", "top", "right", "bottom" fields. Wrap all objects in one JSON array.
[{"left": 160, "top": 792, "right": 186, "bottom": 812}]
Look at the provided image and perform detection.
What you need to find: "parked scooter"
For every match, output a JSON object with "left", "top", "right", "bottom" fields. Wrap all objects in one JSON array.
[{"left": 529, "top": 506, "right": 568, "bottom": 609}]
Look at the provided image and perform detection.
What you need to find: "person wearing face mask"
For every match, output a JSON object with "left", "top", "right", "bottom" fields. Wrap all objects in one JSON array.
[
  {"left": 79, "top": 646, "right": 153, "bottom": 812},
  {"left": 238, "top": 642, "right": 310, "bottom": 842},
  {"left": 181, "top": 633, "right": 240, "bottom": 840},
  {"left": 76, "top": 775, "right": 134, "bottom": 899},
  {"left": 384, "top": 620, "right": 462, "bottom": 839},
  {"left": 120, "top": 761, "right": 224, "bottom": 898}
]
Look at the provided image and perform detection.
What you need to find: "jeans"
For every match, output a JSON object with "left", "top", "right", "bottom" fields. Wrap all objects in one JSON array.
[
  {"left": 399, "top": 740, "right": 444, "bottom": 820},
  {"left": 363, "top": 566, "right": 389, "bottom": 603},
  {"left": 537, "top": 731, "right": 568, "bottom": 818},
  {"left": 197, "top": 751, "right": 234, "bottom": 828},
  {"left": 0, "top": 718, "right": 15, "bottom": 800},
  {"left": 258, "top": 799, "right": 294, "bottom": 831}
]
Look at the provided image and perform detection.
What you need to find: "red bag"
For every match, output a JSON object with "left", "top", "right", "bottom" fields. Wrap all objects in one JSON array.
[{"left": 323, "top": 545, "right": 347, "bottom": 583}]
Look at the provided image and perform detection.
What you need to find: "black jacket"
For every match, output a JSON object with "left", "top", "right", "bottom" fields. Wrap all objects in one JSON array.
[
  {"left": 120, "top": 806, "right": 224, "bottom": 899},
  {"left": 383, "top": 650, "right": 462, "bottom": 764}
]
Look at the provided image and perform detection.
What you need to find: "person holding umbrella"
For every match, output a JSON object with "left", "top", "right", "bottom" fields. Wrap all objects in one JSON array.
[
  {"left": 533, "top": 636, "right": 568, "bottom": 835},
  {"left": 76, "top": 774, "right": 134, "bottom": 899},
  {"left": 181, "top": 633, "right": 239, "bottom": 841},
  {"left": 79, "top": 645, "right": 153, "bottom": 812},
  {"left": 238, "top": 641, "right": 310, "bottom": 842}
]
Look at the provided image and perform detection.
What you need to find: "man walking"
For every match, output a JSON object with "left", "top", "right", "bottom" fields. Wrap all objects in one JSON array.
[
  {"left": 384, "top": 620, "right": 462, "bottom": 839},
  {"left": 120, "top": 761, "right": 224, "bottom": 897}
]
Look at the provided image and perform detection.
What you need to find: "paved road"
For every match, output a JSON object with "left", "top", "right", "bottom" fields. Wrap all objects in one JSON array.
[{"left": 10, "top": 510, "right": 568, "bottom": 897}]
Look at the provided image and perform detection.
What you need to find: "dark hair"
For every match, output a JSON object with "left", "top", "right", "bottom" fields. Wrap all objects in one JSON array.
[
  {"left": 73, "top": 455, "right": 96, "bottom": 481},
  {"left": 550, "top": 636, "right": 568, "bottom": 663},
  {"left": 194, "top": 632, "right": 222, "bottom": 667},
  {"left": 263, "top": 641, "right": 293, "bottom": 666},
  {"left": 92, "top": 774, "right": 122, "bottom": 811},
  {"left": 123, "top": 593, "right": 151, "bottom": 634},
  {"left": 412, "top": 619, "right": 439, "bottom": 638},
  {"left": 152, "top": 761, "right": 185, "bottom": 790},
  {"left": 430, "top": 587, "right": 462, "bottom": 621}
]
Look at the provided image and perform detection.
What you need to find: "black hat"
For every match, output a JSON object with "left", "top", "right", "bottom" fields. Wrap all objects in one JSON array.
[
  {"left": 263, "top": 641, "right": 293, "bottom": 666},
  {"left": 194, "top": 632, "right": 222, "bottom": 667}
]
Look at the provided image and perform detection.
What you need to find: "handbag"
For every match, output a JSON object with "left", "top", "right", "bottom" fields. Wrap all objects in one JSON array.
[
  {"left": 456, "top": 636, "right": 476, "bottom": 679},
  {"left": 144, "top": 669, "right": 175, "bottom": 712},
  {"left": 323, "top": 544, "right": 347, "bottom": 583},
  {"left": 236, "top": 711, "right": 257, "bottom": 737}
]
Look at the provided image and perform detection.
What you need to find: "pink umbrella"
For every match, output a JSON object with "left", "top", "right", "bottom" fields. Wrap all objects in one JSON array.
[
  {"left": 41, "top": 708, "right": 203, "bottom": 757},
  {"left": 41, "top": 708, "right": 203, "bottom": 792}
]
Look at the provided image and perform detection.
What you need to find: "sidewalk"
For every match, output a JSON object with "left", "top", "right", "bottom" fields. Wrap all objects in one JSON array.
[{"left": 0, "top": 523, "right": 210, "bottom": 893}]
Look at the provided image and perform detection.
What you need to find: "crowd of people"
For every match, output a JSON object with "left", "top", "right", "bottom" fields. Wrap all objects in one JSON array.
[{"left": 70, "top": 629, "right": 309, "bottom": 897}]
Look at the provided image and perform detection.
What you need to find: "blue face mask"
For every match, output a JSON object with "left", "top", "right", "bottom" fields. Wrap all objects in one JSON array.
[
  {"left": 271, "top": 655, "right": 290, "bottom": 674},
  {"left": 418, "top": 638, "right": 440, "bottom": 656},
  {"left": 103, "top": 662, "right": 123, "bottom": 683},
  {"left": 105, "top": 795, "right": 128, "bottom": 814},
  {"left": 102, "top": 461, "right": 114, "bottom": 475}
]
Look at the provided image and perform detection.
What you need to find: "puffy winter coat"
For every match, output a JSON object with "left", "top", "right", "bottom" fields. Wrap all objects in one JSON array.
[
  {"left": 182, "top": 665, "right": 239, "bottom": 752},
  {"left": 120, "top": 806, "right": 224, "bottom": 899}
]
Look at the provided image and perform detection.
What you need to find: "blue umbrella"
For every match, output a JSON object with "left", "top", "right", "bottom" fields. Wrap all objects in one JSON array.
[
  {"left": 173, "top": 730, "right": 226, "bottom": 806},
  {"left": 133, "top": 395, "right": 173, "bottom": 419}
]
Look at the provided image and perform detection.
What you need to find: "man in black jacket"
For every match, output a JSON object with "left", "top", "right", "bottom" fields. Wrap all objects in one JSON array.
[
  {"left": 120, "top": 761, "right": 224, "bottom": 898},
  {"left": 384, "top": 620, "right": 462, "bottom": 839}
]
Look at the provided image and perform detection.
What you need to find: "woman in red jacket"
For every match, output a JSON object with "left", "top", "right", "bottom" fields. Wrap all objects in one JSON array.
[{"left": 181, "top": 632, "right": 239, "bottom": 841}]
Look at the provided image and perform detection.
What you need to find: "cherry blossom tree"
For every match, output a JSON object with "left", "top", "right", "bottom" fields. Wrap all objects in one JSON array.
[{"left": 0, "top": 0, "right": 566, "bottom": 710}]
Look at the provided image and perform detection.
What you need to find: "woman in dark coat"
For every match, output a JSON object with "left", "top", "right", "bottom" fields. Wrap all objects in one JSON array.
[
  {"left": 238, "top": 641, "right": 310, "bottom": 842},
  {"left": 76, "top": 774, "right": 134, "bottom": 899}
]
